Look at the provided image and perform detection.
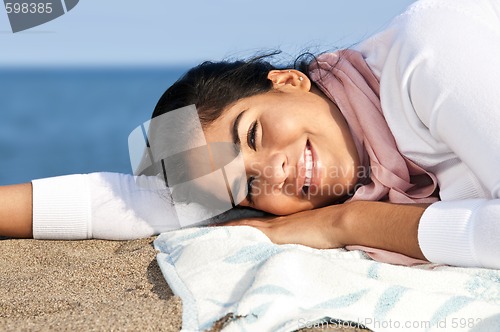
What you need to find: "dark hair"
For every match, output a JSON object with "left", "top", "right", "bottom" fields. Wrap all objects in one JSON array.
[{"left": 151, "top": 52, "right": 313, "bottom": 127}]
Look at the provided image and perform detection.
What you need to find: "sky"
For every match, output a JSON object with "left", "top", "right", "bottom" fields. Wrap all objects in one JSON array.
[
  {"left": 0, "top": 0, "right": 417, "bottom": 185},
  {"left": 0, "top": 0, "right": 416, "bottom": 67}
]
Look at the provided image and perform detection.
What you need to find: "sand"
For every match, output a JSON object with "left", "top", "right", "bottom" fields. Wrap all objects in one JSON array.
[
  {"left": 0, "top": 238, "right": 182, "bottom": 331},
  {"left": 0, "top": 237, "right": 368, "bottom": 332}
]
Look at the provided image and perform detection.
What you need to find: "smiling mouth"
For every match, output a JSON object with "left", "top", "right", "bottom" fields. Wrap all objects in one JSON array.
[{"left": 302, "top": 141, "right": 313, "bottom": 194}]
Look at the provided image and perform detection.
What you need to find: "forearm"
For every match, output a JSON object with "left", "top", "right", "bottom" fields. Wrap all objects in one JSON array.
[
  {"left": 226, "top": 201, "right": 428, "bottom": 259},
  {"left": 0, "top": 183, "right": 33, "bottom": 238},
  {"left": 338, "top": 201, "right": 429, "bottom": 260}
]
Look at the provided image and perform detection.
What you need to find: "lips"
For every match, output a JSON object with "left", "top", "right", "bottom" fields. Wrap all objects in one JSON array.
[
  {"left": 304, "top": 143, "right": 313, "bottom": 187},
  {"left": 297, "top": 140, "right": 314, "bottom": 195}
]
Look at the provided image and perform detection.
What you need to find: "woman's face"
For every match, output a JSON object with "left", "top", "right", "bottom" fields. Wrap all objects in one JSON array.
[{"left": 203, "top": 69, "right": 360, "bottom": 215}]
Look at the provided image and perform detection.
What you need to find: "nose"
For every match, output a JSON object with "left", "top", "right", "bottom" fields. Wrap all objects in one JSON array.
[{"left": 248, "top": 152, "right": 288, "bottom": 187}]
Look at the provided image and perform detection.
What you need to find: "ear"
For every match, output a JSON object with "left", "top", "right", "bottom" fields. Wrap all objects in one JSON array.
[{"left": 267, "top": 69, "right": 311, "bottom": 92}]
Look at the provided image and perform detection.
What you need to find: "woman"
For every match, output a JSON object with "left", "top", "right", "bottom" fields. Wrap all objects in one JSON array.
[{"left": 1, "top": 0, "right": 499, "bottom": 269}]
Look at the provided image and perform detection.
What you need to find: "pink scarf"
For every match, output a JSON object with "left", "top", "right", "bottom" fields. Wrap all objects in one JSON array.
[{"left": 309, "top": 50, "right": 439, "bottom": 265}]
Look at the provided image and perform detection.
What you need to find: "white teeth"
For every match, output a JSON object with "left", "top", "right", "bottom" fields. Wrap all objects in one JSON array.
[{"left": 304, "top": 145, "right": 312, "bottom": 186}]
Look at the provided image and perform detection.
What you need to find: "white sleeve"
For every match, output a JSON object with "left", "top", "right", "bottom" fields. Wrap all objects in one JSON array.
[
  {"left": 386, "top": 1, "right": 500, "bottom": 268},
  {"left": 32, "top": 172, "right": 180, "bottom": 240},
  {"left": 419, "top": 200, "right": 500, "bottom": 269}
]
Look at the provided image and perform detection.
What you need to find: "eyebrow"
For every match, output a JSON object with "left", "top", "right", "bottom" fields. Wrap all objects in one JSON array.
[{"left": 231, "top": 110, "right": 246, "bottom": 147}]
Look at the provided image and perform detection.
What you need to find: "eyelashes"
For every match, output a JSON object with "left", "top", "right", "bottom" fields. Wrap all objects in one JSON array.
[
  {"left": 246, "top": 120, "right": 258, "bottom": 204},
  {"left": 247, "top": 120, "right": 258, "bottom": 151},
  {"left": 246, "top": 176, "right": 255, "bottom": 205}
]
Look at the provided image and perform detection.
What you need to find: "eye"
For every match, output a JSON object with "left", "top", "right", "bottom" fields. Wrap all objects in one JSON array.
[
  {"left": 246, "top": 120, "right": 258, "bottom": 151},
  {"left": 246, "top": 176, "right": 255, "bottom": 205}
]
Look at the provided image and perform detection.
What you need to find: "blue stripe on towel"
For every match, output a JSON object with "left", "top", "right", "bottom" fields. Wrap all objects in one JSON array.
[
  {"left": 170, "top": 227, "right": 214, "bottom": 244},
  {"left": 367, "top": 262, "right": 380, "bottom": 279},
  {"left": 224, "top": 244, "right": 283, "bottom": 264},
  {"left": 427, "top": 296, "right": 474, "bottom": 331},
  {"left": 373, "top": 285, "right": 408, "bottom": 319},
  {"left": 466, "top": 270, "right": 500, "bottom": 303},
  {"left": 208, "top": 298, "right": 239, "bottom": 308},
  {"left": 312, "top": 289, "right": 368, "bottom": 310},
  {"left": 247, "top": 284, "right": 294, "bottom": 297}
]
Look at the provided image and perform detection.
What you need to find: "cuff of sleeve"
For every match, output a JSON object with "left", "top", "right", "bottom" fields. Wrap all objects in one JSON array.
[
  {"left": 32, "top": 174, "right": 91, "bottom": 240},
  {"left": 418, "top": 199, "right": 484, "bottom": 267}
]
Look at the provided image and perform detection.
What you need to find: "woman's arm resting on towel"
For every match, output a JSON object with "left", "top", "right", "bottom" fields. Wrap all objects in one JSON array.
[
  {"left": 224, "top": 201, "right": 429, "bottom": 260},
  {"left": 0, "top": 183, "right": 33, "bottom": 238},
  {"left": 339, "top": 201, "right": 429, "bottom": 260}
]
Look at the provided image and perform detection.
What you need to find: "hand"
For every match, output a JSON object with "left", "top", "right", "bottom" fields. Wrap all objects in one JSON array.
[{"left": 220, "top": 205, "right": 347, "bottom": 249}]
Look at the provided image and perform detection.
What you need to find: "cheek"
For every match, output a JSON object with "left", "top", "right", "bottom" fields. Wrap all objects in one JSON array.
[{"left": 265, "top": 116, "right": 302, "bottom": 143}]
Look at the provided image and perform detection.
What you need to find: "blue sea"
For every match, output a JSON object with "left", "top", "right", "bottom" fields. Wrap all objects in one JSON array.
[{"left": 0, "top": 67, "right": 188, "bottom": 185}]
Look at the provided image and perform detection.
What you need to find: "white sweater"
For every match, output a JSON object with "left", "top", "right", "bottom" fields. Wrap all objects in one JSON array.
[
  {"left": 356, "top": 0, "right": 500, "bottom": 268},
  {"left": 32, "top": 0, "right": 500, "bottom": 269}
]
